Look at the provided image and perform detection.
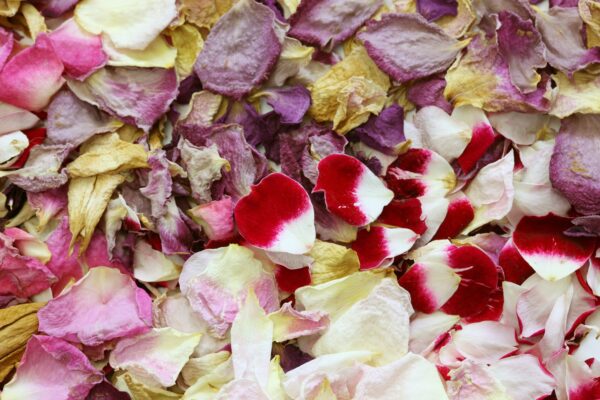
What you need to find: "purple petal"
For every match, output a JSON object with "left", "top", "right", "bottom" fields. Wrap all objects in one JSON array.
[
  {"left": 194, "top": 0, "right": 284, "bottom": 99},
  {"left": 352, "top": 104, "right": 405, "bottom": 155},
  {"left": 358, "top": 13, "right": 464, "bottom": 83},
  {"left": 417, "top": 0, "right": 458, "bottom": 21},
  {"left": 31, "top": 0, "right": 79, "bottom": 17},
  {"left": 289, "top": 0, "right": 382, "bottom": 49},
  {"left": 263, "top": 86, "right": 311, "bottom": 124},
  {"left": 407, "top": 75, "right": 453, "bottom": 113}
]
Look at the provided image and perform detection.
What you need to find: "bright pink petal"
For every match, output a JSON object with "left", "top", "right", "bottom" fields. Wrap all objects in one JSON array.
[
  {"left": 498, "top": 239, "right": 535, "bottom": 284},
  {"left": 1, "top": 335, "right": 102, "bottom": 400},
  {"left": 399, "top": 261, "right": 460, "bottom": 313},
  {"left": 352, "top": 226, "right": 418, "bottom": 269},
  {"left": 456, "top": 122, "right": 497, "bottom": 173},
  {"left": 235, "top": 173, "right": 315, "bottom": 254},
  {"left": 0, "top": 34, "right": 65, "bottom": 111},
  {"left": 0, "top": 27, "right": 14, "bottom": 70},
  {"left": 432, "top": 192, "right": 474, "bottom": 240},
  {"left": 385, "top": 148, "right": 455, "bottom": 200},
  {"left": 314, "top": 154, "right": 393, "bottom": 226},
  {"left": 48, "top": 19, "right": 107, "bottom": 80},
  {"left": 513, "top": 214, "right": 596, "bottom": 281},
  {"left": 38, "top": 267, "right": 152, "bottom": 346}
]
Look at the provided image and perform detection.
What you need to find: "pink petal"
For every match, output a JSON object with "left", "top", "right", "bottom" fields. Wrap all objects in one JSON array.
[
  {"left": 0, "top": 34, "right": 65, "bottom": 111},
  {"left": 38, "top": 267, "right": 152, "bottom": 346},
  {"left": 48, "top": 19, "right": 107, "bottom": 80},
  {"left": 189, "top": 197, "right": 235, "bottom": 241},
  {"left": 235, "top": 173, "right": 315, "bottom": 254},
  {"left": 314, "top": 154, "right": 393, "bottom": 226},
  {"left": 27, "top": 187, "right": 68, "bottom": 230},
  {"left": 0, "top": 27, "right": 14, "bottom": 70},
  {"left": 1, "top": 335, "right": 102, "bottom": 400},
  {"left": 45, "top": 216, "right": 83, "bottom": 295},
  {"left": 513, "top": 214, "right": 596, "bottom": 281},
  {"left": 269, "top": 302, "right": 329, "bottom": 342},
  {"left": 352, "top": 226, "right": 418, "bottom": 269}
]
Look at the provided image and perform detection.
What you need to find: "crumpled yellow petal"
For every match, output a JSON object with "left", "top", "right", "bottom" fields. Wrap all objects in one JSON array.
[
  {"left": 113, "top": 372, "right": 181, "bottom": 399},
  {"left": 67, "top": 133, "right": 148, "bottom": 178},
  {"left": 0, "top": 0, "right": 20, "bottom": 17},
  {"left": 550, "top": 71, "right": 600, "bottom": 118},
  {"left": 309, "top": 46, "right": 390, "bottom": 134},
  {"left": 68, "top": 173, "right": 126, "bottom": 252},
  {"left": 105, "top": 35, "right": 177, "bottom": 69},
  {"left": 168, "top": 24, "right": 204, "bottom": 77},
  {"left": 16, "top": 3, "right": 46, "bottom": 39},
  {"left": 580, "top": 0, "right": 600, "bottom": 48},
  {"left": 181, "top": 0, "right": 236, "bottom": 29},
  {"left": 75, "top": 0, "right": 178, "bottom": 50},
  {"left": 308, "top": 240, "right": 360, "bottom": 285},
  {"left": 276, "top": 0, "right": 299, "bottom": 18},
  {"left": 436, "top": 0, "right": 476, "bottom": 38},
  {"left": 269, "top": 36, "right": 314, "bottom": 87}
]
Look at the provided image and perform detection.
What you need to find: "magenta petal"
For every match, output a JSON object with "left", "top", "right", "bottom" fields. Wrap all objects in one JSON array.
[
  {"left": 235, "top": 173, "right": 315, "bottom": 254},
  {"left": 38, "top": 267, "right": 152, "bottom": 346},
  {"left": 0, "top": 27, "right": 14, "bottom": 70},
  {"left": 0, "top": 231, "right": 56, "bottom": 298},
  {"left": 513, "top": 214, "right": 596, "bottom": 281},
  {"left": 1, "top": 335, "right": 102, "bottom": 400},
  {"left": 314, "top": 154, "right": 393, "bottom": 226},
  {"left": 289, "top": 0, "right": 382, "bottom": 49},
  {"left": 48, "top": 19, "right": 108, "bottom": 80},
  {"left": 45, "top": 216, "right": 83, "bottom": 295},
  {"left": 358, "top": 13, "right": 463, "bottom": 83},
  {"left": 31, "top": 0, "right": 79, "bottom": 17},
  {"left": 194, "top": 0, "right": 283, "bottom": 99},
  {"left": 0, "top": 34, "right": 65, "bottom": 111}
]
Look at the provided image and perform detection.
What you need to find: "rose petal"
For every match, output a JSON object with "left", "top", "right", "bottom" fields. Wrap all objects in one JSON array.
[{"left": 351, "top": 226, "right": 418, "bottom": 269}]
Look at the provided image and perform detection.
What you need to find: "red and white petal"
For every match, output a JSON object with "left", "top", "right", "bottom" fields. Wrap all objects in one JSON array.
[
  {"left": 398, "top": 261, "right": 460, "bottom": 313},
  {"left": 235, "top": 173, "right": 316, "bottom": 254},
  {"left": 566, "top": 355, "right": 600, "bottom": 400},
  {"left": 378, "top": 198, "right": 427, "bottom": 235},
  {"left": 456, "top": 120, "right": 497, "bottom": 173},
  {"left": 441, "top": 245, "right": 500, "bottom": 318},
  {"left": 314, "top": 154, "right": 393, "bottom": 226},
  {"left": 409, "top": 311, "right": 460, "bottom": 355},
  {"left": 498, "top": 239, "right": 535, "bottom": 284},
  {"left": 432, "top": 192, "right": 474, "bottom": 240},
  {"left": 488, "top": 354, "right": 555, "bottom": 400},
  {"left": 385, "top": 148, "right": 456, "bottom": 199},
  {"left": 351, "top": 226, "right": 418, "bottom": 269},
  {"left": 414, "top": 105, "right": 472, "bottom": 162},
  {"left": 417, "top": 194, "right": 449, "bottom": 245},
  {"left": 513, "top": 214, "right": 596, "bottom": 281},
  {"left": 585, "top": 254, "right": 600, "bottom": 296}
]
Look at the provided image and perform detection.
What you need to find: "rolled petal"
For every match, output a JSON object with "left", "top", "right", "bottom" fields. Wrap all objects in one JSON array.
[
  {"left": 235, "top": 173, "right": 315, "bottom": 254},
  {"left": 358, "top": 13, "right": 466, "bottom": 83},
  {"left": 1, "top": 335, "right": 102, "bottom": 400},
  {"left": 513, "top": 214, "right": 596, "bottom": 281},
  {"left": 351, "top": 226, "right": 418, "bottom": 269},
  {"left": 194, "top": 0, "right": 284, "bottom": 99},
  {"left": 74, "top": 0, "right": 177, "bottom": 50},
  {"left": 109, "top": 327, "right": 201, "bottom": 388},
  {"left": 48, "top": 19, "right": 107, "bottom": 80},
  {"left": 179, "top": 244, "right": 279, "bottom": 336},
  {"left": 67, "top": 67, "right": 178, "bottom": 132},
  {"left": 289, "top": 0, "right": 382, "bottom": 49},
  {"left": 0, "top": 34, "right": 65, "bottom": 111},
  {"left": 38, "top": 266, "right": 153, "bottom": 346},
  {"left": 156, "top": 197, "right": 193, "bottom": 255},
  {"left": 314, "top": 154, "right": 393, "bottom": 226}
]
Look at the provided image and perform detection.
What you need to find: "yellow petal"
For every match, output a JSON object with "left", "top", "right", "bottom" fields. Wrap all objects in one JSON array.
[
  {"left": 105, "top": 35, "right": 177, "bottom": 69},
  {"left": 550, "top": 71, "right": 600, "bottom": 118},
  {"left": 308, "top": 240, "right": 360, "bottom": 285},
  {"left": 168, "top": 24, "right": 204, "bottom": 77},
  {"left": 67, "top": 133, "right": 148, "bottom": 178},
  {"left": 68, "top": 173, "right": 126, "bottom": 252},
  {"left": 437, "top": 0, "right": 476, "bottom": 38},
  {"left": 269, "top": 36, "right": 314, "bottom": 86},
  {"left": 276, "top": 0, "right": 299, "bottom": 18},
  {"left": 580, "top": 0, "right": 600, "bottom": 48},
  {"left": 114, "top": 372, "right": 181, "bottom": 400},
  {"left": 309, "top": 46, "right": 390, "bottom": 134},
  {"left": 0, "top": 0, "right": 20, "bottom": 17},
  {"left": 16, "top": 3, "right": 46, "bottom": 39},
  {"left": 181, "top": 0, "right": 236, "bottom": 29}
]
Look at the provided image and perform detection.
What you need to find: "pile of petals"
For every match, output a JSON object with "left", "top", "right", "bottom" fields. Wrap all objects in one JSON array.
[{"left": 2, "top": 0, "right": 600, "bottom": 399}]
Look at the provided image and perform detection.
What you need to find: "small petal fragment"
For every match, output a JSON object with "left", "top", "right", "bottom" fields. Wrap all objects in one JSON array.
[
  {"left": 235, "top": 173, "right": 316, "bottom": 254},
  {"left": 314, "top": 154, "right": 393, "bottom": 226}
]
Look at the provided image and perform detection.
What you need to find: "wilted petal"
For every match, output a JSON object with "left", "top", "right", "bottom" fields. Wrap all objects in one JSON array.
[
  {"left": 194, "top": 0, "right": 284, "bottom": 99},
  {"left": 74, "top": 0, "right": 177, "bottom": 50},
  {"left": 179, "top": 244, "right": 279, "bottom": 336},
  {"left": 68, "top": 67, "right": 178, "bottom": 132},
  {"left": 351, "top": 226, "right": 418, "bottom": 269},
  {"left": 48, "top": 19, "right": 107, "bottom": 80},
  {"left": 513, "top": 215, "right": 595, "bottom": 281},
  {"left": 38, "top": 266, "right": 152, "bottom": 346},
  {"left": 289, "top": 0, "right": 382, "bottom": 49},
  {"left": 352, "top": 104, "right": 405, "bottom": 155},
  {"left": 261, "top": 85, "right": 311, "bottom": 124},
  {"left": 1, "top": 335, "right": 102, "bottom": 400},
  {"left": 550, "top": 71, "right": 600, "bottom": 118},
  {"left": 180, "top": 140, "right": 228, "bottom": 203},
  {"left": 104, "top": 35, "right": 177, "bottom": 69},
  {"left": 235, "top": 173, "right": 315, "bottom": 254},
  {"left": 488, "top": 112, "right": 549, "bottom": 145},
  {"left": 314, "top": 154, "right": 393, "bottom": 226},
  {"left": 109, "top": 327, "right": 201, "bottom": 388},
  {"left": 139, "top": 150, "right": 172, "bottom": 218},
  {"left": 156, "top": 198, "right": 193, "bottom": 255},
  {"left": 358, "top": 13, "right": 467, "bottom": 83}
]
